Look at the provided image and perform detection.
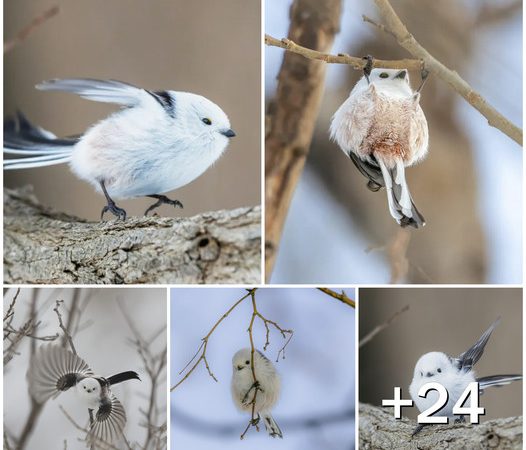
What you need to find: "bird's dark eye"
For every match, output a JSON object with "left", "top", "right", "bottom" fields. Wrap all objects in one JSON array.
[
  {"left": 379, "top": 72, "right": 389, "bottom": 79},
  {"left": 202, "top": 118, "right": 212, "bottom": 125},
  {"left": 420, "top": 371, "right": 423, "bottom": 377},
  {"left": 437, "top": 368, "right": 441, "bottom": 373},
  {"left": 245, "top": 360, "right": 250, "bottom": 365}
]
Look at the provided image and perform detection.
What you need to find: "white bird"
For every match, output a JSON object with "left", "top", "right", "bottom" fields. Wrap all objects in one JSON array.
[
  {"left": 231, "top": 348, "right": 283, "bottom": 438},
  {"left": 4, "top": 78, "right": 236, "bottom": 219},
  {"left": 27, "top": 344, "right": 140, "bottom": 445},
  {"left": 330, "top": 59, "right": 429, "bottom": 228},
  {"left": 409, "top": 318, "right": 522, "bottom": 435}
]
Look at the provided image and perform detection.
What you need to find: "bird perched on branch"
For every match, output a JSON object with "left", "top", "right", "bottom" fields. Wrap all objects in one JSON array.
[
  {"left": 231, "top": 348, "right": 283, "bottom": 438},
  {"left": 409, "top": 317, "right": 522, "bottom": 435},
  {"left": 27, "top": 344, "right": 140, "bottom": 445},
  {"left": 330, "top": 56, "right": 429, "bottom": 228},
  {"left": 4, "top": 78, "right": 235, "bottom": 220}
]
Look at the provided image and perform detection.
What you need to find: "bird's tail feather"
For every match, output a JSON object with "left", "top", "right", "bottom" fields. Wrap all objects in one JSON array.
[
  {"left": 477, "top": 374, "right": 522, "bottom": 391},
  {"left": 261, "top": 412, "right": 283, "bottom": 438},
  {"left": 4, "top": 112, "right": 77, "bottom": 170},
  {"left": 107, "top": 371, "right": 141, "bottom": 385},
  {"left": 375, "top": 156, "right": 425, "bottom": 229}
]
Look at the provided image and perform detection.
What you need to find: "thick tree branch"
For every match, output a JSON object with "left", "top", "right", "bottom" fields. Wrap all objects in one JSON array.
[
  {"left": 368, "top": 0, "right": 522, "bottom": 146},
  {"left": 4, "top": 187, "right": 261, "bottom": 284},
  {"left": 265, "top": 0, "right": 343, "bottom": 281},
  {"left": 359, "top": 403, "right": 522, "bottom": 449},
  {"left": 317, "top": 288, "right": 355, "bottom": 308}
]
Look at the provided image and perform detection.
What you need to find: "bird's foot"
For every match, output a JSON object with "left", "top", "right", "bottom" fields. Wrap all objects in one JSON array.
[
  {"left": 416, "top": 65, "right": 429, "bottom": 93},
  {"left": 144, "top": 194, "right": 183, "bottom": 216},
  {"left": 362, "top": 55, "right": 374, "bottom": 84},
  {"left": 411, "top": 423, "right": 427, "bottom": 437},
  {"left": 242, "top": 381, "right": 261, "bottom": 405},
  {"left": 101, "top": 201, "right": 127, "bottom": 221}
]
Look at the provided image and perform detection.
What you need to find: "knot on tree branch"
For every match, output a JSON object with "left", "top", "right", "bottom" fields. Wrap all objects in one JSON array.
[
  {"left": 359, "top": 403, "right": 523, "bottom": 449},
  {"left": 4, "top": 187, "right": 261, "bottom": 284}
]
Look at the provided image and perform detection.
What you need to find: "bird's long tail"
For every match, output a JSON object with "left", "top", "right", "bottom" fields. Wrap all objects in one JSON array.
[
  {"left": 375, "top": 155, "right": 425, "bottom": 229},
  {"left": 260, "top": 412, "right": 283, "bottom": 438},
  {"left": 477, "top": 374, "right": 522, "bottom": 391},
  {"left": 107, "top": 371, "right": 141, "bottom": 385},
  {"left": 4, "top": 112, "right": 77, "bottom": 170}
]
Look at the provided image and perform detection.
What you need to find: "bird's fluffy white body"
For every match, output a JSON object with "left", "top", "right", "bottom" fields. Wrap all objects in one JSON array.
[
  {"left": 231, "top": 348, "right": 282, "bottom": 438},
  {"left": 409, "top": 351, "right": 476, "bottom": 417},
  {"left": 330, "top": 68, "right": 429, "bottom": 227},
  {"left": 71, "top": 91, "right": 232, "bottom": 199}
]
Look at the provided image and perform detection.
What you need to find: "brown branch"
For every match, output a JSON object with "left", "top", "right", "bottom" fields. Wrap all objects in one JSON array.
[
  {"left": 53, "top": 300, "right": 77, "bottom": 355},
  {"left": 171, "top": 289, "right": 257, "bottom": 391},
  {"left": 265, "top": 34, "right": 422, "bottom": 70},
  {"left": 359, "top": 304, "right": 409, "bottom": 347},
  {"left": 317, "top": 288, "right": 356, "bottom": 308},
  {"left": 367, "top": 0, "right": 522, "bottom": 145},
  {"left": 4, "top": 5, "right": 60, "bottom": 53},
  {"left": 265, "top": 0, "right": 343, "bottom": 281}
]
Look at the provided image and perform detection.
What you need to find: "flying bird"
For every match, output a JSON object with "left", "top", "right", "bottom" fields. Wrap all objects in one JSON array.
[
  {"left": 27, "top": 344, "right": 140, "bottom": 445},
  {"left": 4, "top": 78, "right": 236, "bottom": 220},
  {"left": 231, "top": 348, "right": 283, "bottom": 438},
  {"left": 330, "top": 57, "right": 429, "bottom": 228},
  {"left": 409, "top": 318, "right": 522, "bottom": 435}
]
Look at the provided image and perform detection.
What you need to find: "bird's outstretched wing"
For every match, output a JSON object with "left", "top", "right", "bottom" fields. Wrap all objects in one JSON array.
[
  {"left": 27, "top": 344, "right": 93, "bottom": 403},
  {"left": 36, "top": 78, "right": 159, "bottom": 108},
  {"left": 87, "top": 394, "right": 127, "bottom": 445},
  {"left": 477, "top": 374, "right": 522, "bottom": 391},
  {"left": 454, "top": 318, "right": 501, "bottom": 371}
]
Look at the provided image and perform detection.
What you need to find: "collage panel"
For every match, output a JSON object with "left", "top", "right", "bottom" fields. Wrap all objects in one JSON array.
[
  {"left": 3, "top": 287, "right": 167, "bottom": 449},
  {"left": 4, "top": 0, "right": 261, "bottom": 285},
  {"left": 170, "top": 287, "right": 355, "bottom": 449},
  {"left": 358, "top": 287, "right": 523, "bottom": 449},
  {"left": 265, "top": 0, "right": 521, "bottom": 284}
]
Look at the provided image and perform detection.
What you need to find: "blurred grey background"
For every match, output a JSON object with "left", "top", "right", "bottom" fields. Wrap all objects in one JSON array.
[
  {"left": 3, "top": 287, "right": 167, "bottom": 449},
  {"left": 4, "top": 0, "right": 261, "bottom": 220},
  {"left": 359, "top": 288, "right": 522, "bottom": 421},
  {"left": 266, "top": 0, "right": 522, "bottom": 284},
  {"left": 171, "top": 287, "right": 355, "bottom": 450}
]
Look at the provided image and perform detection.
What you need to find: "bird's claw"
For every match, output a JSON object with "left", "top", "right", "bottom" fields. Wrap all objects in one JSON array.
[
  {"left": 101, "top": 202, "right": 127, "bottom": 221},
  {"left": 144, "top": 195, "right": 183, "bottom": 216},
  {"left": 362, "top": 55, "right": 374, "bottom": 83}
]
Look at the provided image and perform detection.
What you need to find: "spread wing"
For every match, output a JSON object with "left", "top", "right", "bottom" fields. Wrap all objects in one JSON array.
[
  {"left": 27, "top": 344, "right": 93, "bottom": 403},
  {"left": 454, "top": 318, "right": 500, "bottom": 371},
  {"left": 36, "top": 78, "right": 162, "bottom": 109},
  {"left": 87, "top": 394, "right": 127, "bottom": 445}
]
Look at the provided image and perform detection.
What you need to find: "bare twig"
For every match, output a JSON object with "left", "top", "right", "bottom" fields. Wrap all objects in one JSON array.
[
  {"left": 53, "top": 300, "right": 77, "bottom": 355},
  {"left": 171, "top": 289, "right": 257, "bottom": 391},
  {"left": 265, "top": 34, "right": 422, "bottom": 70},
  {"left": 4, "top": 5, "right": 60, "bottom": 53},
  {"left": 359, "top": 305, "right": 409, "bottom": 347},
  {"left": 317, "top": 288, "right": 356, "bottom": 308},
  {"left": 367, "top": 0, "right": 521, "bottom": 145}
]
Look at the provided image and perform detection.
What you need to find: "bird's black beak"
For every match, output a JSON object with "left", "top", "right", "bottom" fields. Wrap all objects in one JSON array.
[
  {"left": 221, "top": 129, "right": 236, "bottom": 138},
  {"left": 395, "top": 70, "right": 407, "bottom": 79}
]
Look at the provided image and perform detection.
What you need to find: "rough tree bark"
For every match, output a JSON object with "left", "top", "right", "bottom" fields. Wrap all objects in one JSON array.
[
  {"left": 360, "top": 403, "right": 522, "bottom": 450},
  {"left": 4, "top": 187, "right": 261, "bottom": 284},
  {"left": 265, "top": 0, "right": 342, "bottom": 281}
]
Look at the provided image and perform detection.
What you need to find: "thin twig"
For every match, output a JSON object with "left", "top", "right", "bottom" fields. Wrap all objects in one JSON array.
[
  {"left": 367, "top": 0, "right": 522, "bottom": 145},
  {"left": 359, "top": 305, "right": 410, "bottom": 347},
  {"left": 53, "top": 300, "right": 77, "bottom": 355},
  {"left": 4, "top": 5, "right": 60, "bottom": 53},
  {"left": 265, "top": 34, "right": 422, "bottom": 70},
  {"left": 171, "top": 289, "right": 257, "bottom": 391},
  {"left": 317, "top": 288, "right": 356, "bottom": 308}
]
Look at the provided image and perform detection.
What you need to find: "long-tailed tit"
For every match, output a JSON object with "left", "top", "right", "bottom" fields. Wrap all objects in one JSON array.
[
  {"left": 409, "top": 318, "right": 522, "bottom": 434},
  {"left": 231, "top": 348, "right": 283, "bottom": 438},
  {"left": 330, "top": 59, "right": 429, "bottom": 228},
  {"left": 27, "top": 344, "right": 140, "bottom": 445},
  {"left": 4, "top": 78, "right": 236, "bottom": 220}
]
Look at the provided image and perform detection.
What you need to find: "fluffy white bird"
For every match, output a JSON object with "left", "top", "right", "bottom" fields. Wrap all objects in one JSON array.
[
  {"left": 231, "top": 348, "right": 283, "bottom": 438},
  {"left": 409, "top": 318, "right": 522, "bottom": 435},
  {"left": 4, "top": 78, "right": 236, "bottom": 219},
  {"left": 27, "top": 344, "right": 140, "bottom": 445},
  {"left": 330, "top": 58, "right": 429, "bottom": 228}
]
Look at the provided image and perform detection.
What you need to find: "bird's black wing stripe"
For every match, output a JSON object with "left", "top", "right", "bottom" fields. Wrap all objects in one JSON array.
[{"left": 149, "top": 90, "right": 176, "bottom": 118}]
